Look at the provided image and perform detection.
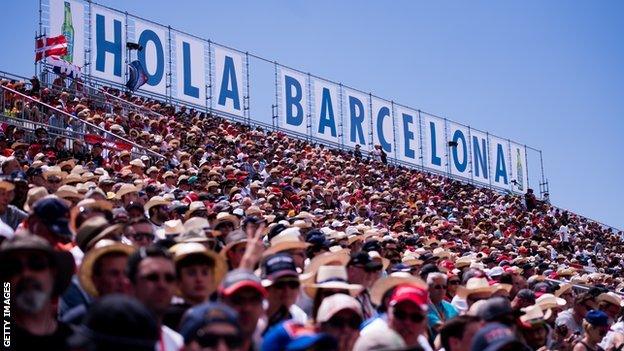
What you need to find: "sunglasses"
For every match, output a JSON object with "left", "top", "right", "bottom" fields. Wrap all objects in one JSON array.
[
  {"left": 195, "top": 333, "right": 243, "bottom": 348},
  {"left": 326, "top": 316, "right": 362, "bottom": 330},
  {"left": 5, "top": 254, "right": 50, "bottom": 277},
  {"left": 131, "top": 233, "right": 155, "bottom": 241},
  {"left": 141, "top": 272, "right": 176, "bottom": 283},
  {"left": 431, "top": 284, "right": 447, "bottom": 290},
  {"left": 393, "top": 309, "right": 425, "bottom": 323},
  {"left": 272, "top": 280, "right": 300, "bottom": 290}
]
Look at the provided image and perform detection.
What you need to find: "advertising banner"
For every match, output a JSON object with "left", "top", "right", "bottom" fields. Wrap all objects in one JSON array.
[
  {"left": 342, "top": 88, "right": 370, "bottom": 149},
  {"left": 311, "top": 78, "right": 341, "bottom": 145},
  {"left": 278, "top": 67, "right": 308, "bottom": 135},
  {"left": 48, "top": 0, "right": 85, "bottom": 68},
  {"left": 132, "top": 18, "right": 168, "bottom": 96},
  {"left": 214, "top": 46, "right": 245, "bottom": 117},
  {"left": 394, "top": 105, "right": 420, "bottom": 165},
  {"left": 371, "top": 97, "right": 394, "bottom": 156}
]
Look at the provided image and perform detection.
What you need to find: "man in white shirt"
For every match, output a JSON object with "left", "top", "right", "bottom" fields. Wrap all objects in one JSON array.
[{"left": 127, "top": 245, "right": 183, "bottom": 351}]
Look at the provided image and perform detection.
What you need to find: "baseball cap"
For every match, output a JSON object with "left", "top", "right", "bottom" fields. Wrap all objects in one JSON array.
[
  {"left": 532, "top": 282, "right": 553, "bottom": 298},
  {"left": 389, "top": 284, "right": 428, "bottom": 310},
  {"left": 261, "top": 253, "right": 299, "bottom": 287},
  {"left": 477, "top": 297, "right": 522, "bottom": 322},
  {"left": 316, "top": 293, "right": 363, "bottom": 323},
  {"left": 585, "top": 310, "right": 609, "bottom": 327},
  {"left": 471, "top": 322, "right": 529, "bottom": 351},
  {"left": 348, "top": 251, "right": 383, "bottom": 272},
  {"left": 262, "top": 320, "right": 335, "bottom": 351},
  {"left": 219, "top": 268, "right": 267, "bottom": 298},
  {"left": 179, "top": 302, "right": 241, "bottom": 344},
  {"left": 32, "top": 196, "right": 72, "bottom": 240}
]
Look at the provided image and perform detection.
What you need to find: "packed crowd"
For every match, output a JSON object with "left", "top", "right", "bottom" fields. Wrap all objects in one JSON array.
[{"left": 0, "top": 74, "right": 623, "bottom": 351}]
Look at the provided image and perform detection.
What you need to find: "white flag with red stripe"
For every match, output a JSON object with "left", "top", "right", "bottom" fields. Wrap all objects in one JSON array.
[{"left": 35, "top": 35, "right": 68, "bottom": 62}]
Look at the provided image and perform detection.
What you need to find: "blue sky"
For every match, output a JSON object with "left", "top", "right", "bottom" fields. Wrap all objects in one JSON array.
[{"left": 2, "top": 1, "right": 623, "bottom": 229}]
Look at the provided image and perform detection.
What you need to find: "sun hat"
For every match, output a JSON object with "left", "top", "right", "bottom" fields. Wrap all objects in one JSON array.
[
  {"left": 263, "top": 228, "right": 310, "bottom": 257},
  {"left": 0, "top": 234, "right": 75, "bottom": 296},
  {"left": 79, "top": 240, "right": 135, "bottom": 297},
  {"left": 316, "top": 293, "right": 362, "bottom": 323},
  {"left": 169, "top": 242, "right": 227, "bottom": 293},
  {"left": 303, "top": 265, "right": 363, "bottom": 298},
  {"left": 370, "top": 272, "right": 427, "bottom": 306},
  {"left": 456, "top": 277, "right": 498, "bottom": 299}
]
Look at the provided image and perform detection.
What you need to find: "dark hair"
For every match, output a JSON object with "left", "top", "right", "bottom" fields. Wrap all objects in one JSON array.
[
  {"left": 126, "top": 245, "right": 173, "bottom": 284},
  {"left": 175, "top": 254, "right": 215, "bottom": 277},
  {"left": 93, "top": 251, "right": 130, "bottom": 277},
  {"left": 439, "top": 315, "right": 482, "bottom": 351}
]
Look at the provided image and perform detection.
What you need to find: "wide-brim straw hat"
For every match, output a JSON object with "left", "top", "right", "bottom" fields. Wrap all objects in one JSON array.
[
  {"left": 79, "top": 241, "right": 135, "bottom": 297},
  {"left": 299, "top": 251, "right": 351, "bottom": 283},
  {"left": 370, "top": 272, "right": 427, "bottom": 306},
  {"left": 169, "top": 243, "right": 227, "bottom": 294},
  {"left": 455, "top": 277, "right": 499, "bottom": 299},
  {"left": 303, "top": 265, "right": 363, "bottom": 298}
]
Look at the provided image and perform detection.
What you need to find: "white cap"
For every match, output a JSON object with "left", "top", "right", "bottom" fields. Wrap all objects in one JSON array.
[
  {"left": 316, "top": 293, "right": 362, "bottom": 323},
  {"left": 354, "top": 326, "right": 406, "bottom": 351},
  {"left": 488, "top": 266, "right": 505, "bottom": 277}
]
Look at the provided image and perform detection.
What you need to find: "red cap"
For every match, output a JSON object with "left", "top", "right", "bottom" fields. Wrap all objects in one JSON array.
[{"left": 389, "top": 284, "right": 428, "bottom": 310}]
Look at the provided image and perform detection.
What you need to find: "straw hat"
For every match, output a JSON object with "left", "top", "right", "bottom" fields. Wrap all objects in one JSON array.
[
  {"left": 303, "top": 265, "right": 363, "bottom": 298},
  {"left": 23, "top": 186, "right": 48, "bottom": 212},
  {"left": 144, "top": 196, "right": 170, "bottom": 213},
  {"left": 55, "top": 185, "right": 84, "bottom": 200},
  {"left": 75, "top": 217, "right": 109, "bottom": 252},
  {"left": 83, "top": 224, "right": 125, "bottom": 251},
  {"left": 184, "top": 217, "right": 211, "bottom": 232},
  {"left": 163, "top": 220, "right": 185, "bottom": 237},
  {"left": 536, "top": 293, "right": 567, "bottom": 311},
  {"left": 299, "top": 251, "right": 351, "bottom": 283},
  {"left": 169, "top": 243, "right": 227, "bottom": 294},
  {"left": 213, "top": 212, "right": 240, "bottom": 229},
  {"left": 455, "top": 278, "right": 498, "bottom": 299},
  {"left": 263, "top": 228, "right": 310, "bottom": 257},
  {"left": 370, "top": 272, "right": 427, "bottom": 306},
  {"left": 554, "top": 283, "right": 573, "bottom": 298},
  {"left": 116, "top": 184, "right": 138, "bottom": 199},
  {"left": 78, "top": 240, "right": 135, "bottom": 297},
  {"left": 520, "top": 304, "right": 551, "bottom": 325},
  {"left": 597, "top": 292, "right": 624, "bottom": 307},
  {"left": 220, "top": 230, "right": 248, "bottom": 258},
  {"left": 454, "top": 255, "right": 475, "bottom": 269}
]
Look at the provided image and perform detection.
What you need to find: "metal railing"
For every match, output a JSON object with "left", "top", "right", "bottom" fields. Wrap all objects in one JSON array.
[{"left": 0, "top": 84, "right": 165, "bottom": 160}]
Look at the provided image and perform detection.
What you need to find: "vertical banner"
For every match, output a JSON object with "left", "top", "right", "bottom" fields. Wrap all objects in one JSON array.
[
  {"left": 447, "top": 122, "right": 471, "bottom": 180},
  {"left": 421, "top": 113, "right": 447, "bottom": 173},
  {"left": 49, "top": 0, "right": 85, "bottom": 68},
  {"left": 394, "top": 105, "right": 420, "bottom": 165},
  {"left": 510, "top": 142, "right": 527, "bottom": 193},
  {"left": 311, "top": 78, "right": 341, "bottom": 145},
  {"left": 214, "top": 46, "right": 245, "bottom": 117},
  {"left": 174, "top": 33, "right": 206, "bottom": 106},
  {"left": 489, "top": 136, "right": 510, "bottom": 189},
  {"left": 91, "top": 5, "right": 126, "bottom": 84},
  {"left": 342, "top": 88, "right": 370, "bottom": 149},
  {"left": 470, "top": 129, "right": 489, "bottom": 186},
  {"left": 278, "top": 67, "right": 308, "bottom": 135},
  {"left": 132, "top": 19, "right": 168, "bottom": 95},
  {"left": 371, "top": 97, "right": 394, "bottom": 156}
]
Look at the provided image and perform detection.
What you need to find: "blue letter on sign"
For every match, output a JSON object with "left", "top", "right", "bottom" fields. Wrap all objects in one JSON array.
[
  {"left": 452, "top": 130, "right": 467, "bottom": 172},
  {"left": 182, "top": 42, "right": 199, "bottom": 98},
  {"left": 349, "top": 97, "right": 365, "bottom": 144},
  {"left": 495, "top": 144, "right": 508, "bottom": 184},
  {"left": 138, "top": 30, "right": 164, "bottom": 86},
  {"left": 218, "top": 56, "right": 241, "bottom": 110},
  {"left": 95, "top": 14, "right": 122, "bottom": 77},
  {"left": 473, "top": 136, "right": 488, "bottom": 179},
  {"left": 318, "top": 88, "right": 336, "bottom": 137},
  {"left": 402, "top": 113, "right": 415, "bottom": 159},
  {"left": 377, "top": 107, "right": 391, "bottom": 152},
  {"left": 285, "top": 76, "right": 303, "bottom": 126},
  {"left": 430, "top": 122, "right": 441, "bottom": 166}
]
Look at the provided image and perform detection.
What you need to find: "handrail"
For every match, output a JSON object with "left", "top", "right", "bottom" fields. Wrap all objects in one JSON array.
[{"left": 0, "top": 85, "right": 165, "bottom": 159}]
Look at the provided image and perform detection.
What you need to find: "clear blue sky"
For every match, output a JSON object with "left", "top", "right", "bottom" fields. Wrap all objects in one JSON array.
[{"left": 2, "top": 1, "right": 623, "bottom": 229}]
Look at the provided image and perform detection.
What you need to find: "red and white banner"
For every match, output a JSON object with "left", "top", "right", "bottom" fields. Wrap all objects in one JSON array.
[
  {"left": 83, "top": 134, "right": 133, "bottom": 152},
  {"left": 35, "top": 35, "right": 68, "bottom": 62}
]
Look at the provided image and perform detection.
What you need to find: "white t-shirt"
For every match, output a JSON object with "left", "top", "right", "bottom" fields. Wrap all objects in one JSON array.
[
  {"left": 559, "top": 225, "right": 570, "bottom": 242},
  {"left": 157, "top": 325, "right": 183, "bottom": 351}
]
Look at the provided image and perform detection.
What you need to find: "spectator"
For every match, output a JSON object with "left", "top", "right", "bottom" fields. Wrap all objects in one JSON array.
[
  {"left": 0, "top": 234, "right": 75, "bottom": 350},
  {"left": 127, "top": 245, "right": 183, "bottom": 351}
]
